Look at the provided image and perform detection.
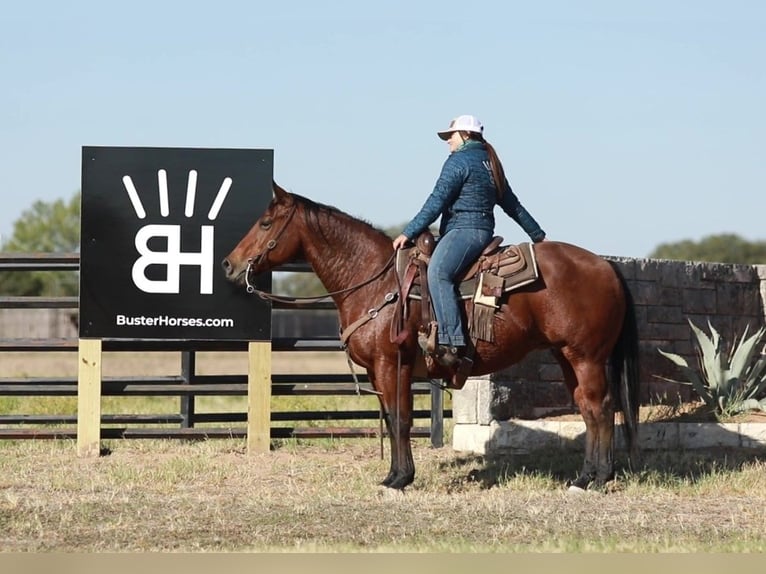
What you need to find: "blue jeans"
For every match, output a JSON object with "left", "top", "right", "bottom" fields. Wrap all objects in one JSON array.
[{"left": 427, "top": 227, "right": 493, "bottom": 347}]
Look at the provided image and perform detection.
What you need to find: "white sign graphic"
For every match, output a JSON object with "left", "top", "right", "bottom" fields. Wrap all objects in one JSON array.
[{"left": 122, "top": 169, "right": 232, "bottom": 294}]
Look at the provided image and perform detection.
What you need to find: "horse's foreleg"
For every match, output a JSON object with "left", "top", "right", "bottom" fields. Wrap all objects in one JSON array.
[
  {"left": 367, "top": 371, "right": 397, "bottom": 486},
  {"left": 569, "top": 360, "right": 615, "bottom": 490},
  {"left": 376, "top": 405, "right": 398, "bottom": 487},
  {"left": 370, "top": 361, "right": 415, "bottom": 490}
]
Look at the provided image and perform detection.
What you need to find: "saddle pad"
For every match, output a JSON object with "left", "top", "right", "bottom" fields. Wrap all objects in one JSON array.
[
  {"left": 398, "top": 242, "right": 539, "bottom": 301},
  {"left": 458, "top": 242, "right": 539, "bottom": 299}
]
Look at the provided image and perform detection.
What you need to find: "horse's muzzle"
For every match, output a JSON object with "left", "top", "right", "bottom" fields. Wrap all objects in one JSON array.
[{"left": 221, "top": 257, "right": 245, "bottom": 283}]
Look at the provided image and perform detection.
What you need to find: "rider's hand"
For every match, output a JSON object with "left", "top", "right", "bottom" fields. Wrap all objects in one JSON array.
[{"left": 392, "top": 234, "right": 410, "bottom": 250}]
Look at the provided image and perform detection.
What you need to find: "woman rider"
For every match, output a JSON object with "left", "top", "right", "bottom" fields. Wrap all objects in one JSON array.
[{"left": 392, "top": 114, "right": 546, "bottom": 367}]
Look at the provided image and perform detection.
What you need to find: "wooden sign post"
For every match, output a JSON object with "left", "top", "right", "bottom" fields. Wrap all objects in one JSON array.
[
  {"left": 248, "top": 341, "right": 272, "bottom": 453},
  {"left": 78, "top": 147, "right": 274, "bottom": 457},
  {"left": 77, "top": 338, "right": 102, "bottom": 457}
]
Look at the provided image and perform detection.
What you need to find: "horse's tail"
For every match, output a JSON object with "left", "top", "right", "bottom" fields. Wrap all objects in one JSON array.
[{"left": 607, "top": 261, "right": 641, "bottom": 469}]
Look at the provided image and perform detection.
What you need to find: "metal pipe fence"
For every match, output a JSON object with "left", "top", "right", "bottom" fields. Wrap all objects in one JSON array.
[{"left": 0, "top": 253, "right": 447, "bottom": 446}]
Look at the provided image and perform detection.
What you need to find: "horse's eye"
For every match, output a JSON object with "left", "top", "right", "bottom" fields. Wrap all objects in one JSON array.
[{"left": 260, "top": 219, "right": 272, "bottom": 230}]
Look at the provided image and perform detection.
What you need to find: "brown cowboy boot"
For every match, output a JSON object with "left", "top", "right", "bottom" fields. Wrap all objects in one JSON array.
[{"left": 450, "top": 355, "right": 474, "bottom": 389}]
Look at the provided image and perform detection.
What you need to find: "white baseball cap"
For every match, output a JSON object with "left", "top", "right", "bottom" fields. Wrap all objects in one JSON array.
[{"left": 437, "top": 115, "right": 484, "bottom": 140}]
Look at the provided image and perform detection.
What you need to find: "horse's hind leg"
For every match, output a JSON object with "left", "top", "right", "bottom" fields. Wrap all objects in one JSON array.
[{"left": 557, "top": 353, "right": 615, "bottom": 490}]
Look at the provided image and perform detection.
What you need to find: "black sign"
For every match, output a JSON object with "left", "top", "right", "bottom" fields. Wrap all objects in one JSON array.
[{"left": 79, "top": 147, "right": 273, "bottom": 341}]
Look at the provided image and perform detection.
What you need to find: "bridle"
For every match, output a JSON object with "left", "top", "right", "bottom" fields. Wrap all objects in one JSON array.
[{"left": 243, "top": 202, "right": 298, "bottom": 294}]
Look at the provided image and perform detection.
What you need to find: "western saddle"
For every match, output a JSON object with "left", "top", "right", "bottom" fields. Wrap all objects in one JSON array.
[{"left": 393, "top": 231, "right": 540, "bottom": 388}]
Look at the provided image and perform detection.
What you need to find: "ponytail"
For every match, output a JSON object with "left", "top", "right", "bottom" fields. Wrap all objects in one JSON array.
[
  {"left": 483, "top": 139, "right": 507, "bottom": 200},
  {"left": 467, "top": 132, "right": 507, "bottom": 200}
]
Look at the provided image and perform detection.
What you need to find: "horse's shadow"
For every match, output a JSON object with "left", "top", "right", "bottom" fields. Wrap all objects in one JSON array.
[{"left": 441, "top": 421, "right": 766, "bottom": 490}]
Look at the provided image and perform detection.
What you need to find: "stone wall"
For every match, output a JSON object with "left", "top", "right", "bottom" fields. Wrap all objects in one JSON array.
[{"left": 453, "top": 258, "right": 766, "bottom": 453}]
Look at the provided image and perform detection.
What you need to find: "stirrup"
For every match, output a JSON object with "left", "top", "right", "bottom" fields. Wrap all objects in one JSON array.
[
  {"left": 434, "top": 345, "right": 462, "bottom": 368},
  {"left": 417, "top": 321, "right": 438, "bottom": 354}
]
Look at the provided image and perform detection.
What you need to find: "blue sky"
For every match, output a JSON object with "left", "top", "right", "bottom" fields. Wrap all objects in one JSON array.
[{"left": 1, "top": 1, "right": 763, "bottom": 258}]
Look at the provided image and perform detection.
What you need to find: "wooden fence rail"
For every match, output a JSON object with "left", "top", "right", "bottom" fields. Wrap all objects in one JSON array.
[{"left": 0, "top": 253, "right": 448, "bottom": 448}]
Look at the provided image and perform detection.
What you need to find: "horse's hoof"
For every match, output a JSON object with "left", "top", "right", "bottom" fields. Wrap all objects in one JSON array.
[
  {"left": 379, "top": 471, "right": 398, "bottom": 488},
  {"left": 381, "top": 472, "right": 415, "bottom": 490},
  {"left": 567, "top": 484, "right": 587, "bottom": 494},
  {"left": 377, "top": 485, "right": 406, "bottom": 499}
]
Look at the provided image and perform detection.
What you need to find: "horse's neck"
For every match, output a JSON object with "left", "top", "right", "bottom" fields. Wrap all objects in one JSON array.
[{"left": 300, "top": 216, "right": 392, "bottom": 298}]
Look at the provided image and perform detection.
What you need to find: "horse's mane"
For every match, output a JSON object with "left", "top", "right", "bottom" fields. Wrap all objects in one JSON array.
[{"left": 291, "top": 193, "right": 393, "bottom": 242}]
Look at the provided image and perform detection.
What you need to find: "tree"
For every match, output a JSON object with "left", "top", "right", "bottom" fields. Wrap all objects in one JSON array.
[
  {"left": 649, "top": 233, "right": 766, "bottom": 265},
  {"left": 0, "top": 192, "right": 80, "bottom": 296}
]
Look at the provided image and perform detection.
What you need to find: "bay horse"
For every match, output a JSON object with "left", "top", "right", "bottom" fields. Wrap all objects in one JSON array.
[{"left": 222, "top": 183, "right": 641, "bottom": 491}]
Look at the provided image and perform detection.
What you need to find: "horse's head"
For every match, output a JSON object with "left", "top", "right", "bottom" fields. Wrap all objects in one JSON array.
[{"left": 222, "top": 182, "right": 302, "bottom": 288}]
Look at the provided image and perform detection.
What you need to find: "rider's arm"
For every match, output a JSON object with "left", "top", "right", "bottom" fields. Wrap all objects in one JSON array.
[{"left": 497, "top": 179, "right": 546, "bottom": 242}]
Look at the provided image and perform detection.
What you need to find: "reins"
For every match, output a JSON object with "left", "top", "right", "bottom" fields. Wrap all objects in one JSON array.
[
  {"left": 245, "top": 252, "right": 397, "bottom": 306},
  {"left": 244, "top": 228, "right": 400, "bottom": 398}
]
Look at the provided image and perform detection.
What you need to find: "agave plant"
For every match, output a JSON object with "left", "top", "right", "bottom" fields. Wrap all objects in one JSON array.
[{"left": 658, "top": 319, "right": 766, "bottom": 418}]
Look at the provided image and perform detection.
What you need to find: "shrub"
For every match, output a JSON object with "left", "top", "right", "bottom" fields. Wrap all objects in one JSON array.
[{"left": 658, "top": 320, "right": 766, "bottom": 419}]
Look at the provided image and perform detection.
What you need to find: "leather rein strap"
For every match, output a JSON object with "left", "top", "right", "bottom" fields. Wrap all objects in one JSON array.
[
  {"left": 243, "top": 201, "right": 396, "bottom": 306},
  {"left": 247, "top": 252, "right": 396, "bottom": 308}
]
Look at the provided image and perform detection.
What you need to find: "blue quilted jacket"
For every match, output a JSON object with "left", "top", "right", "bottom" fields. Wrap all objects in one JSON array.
[{"left": 402, "top": 140, "right": 546, "bottom": 242}]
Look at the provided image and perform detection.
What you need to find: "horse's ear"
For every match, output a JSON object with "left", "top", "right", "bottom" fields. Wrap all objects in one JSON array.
[{"left": 272, "top": 181, "right": 293, "bottom": 205}]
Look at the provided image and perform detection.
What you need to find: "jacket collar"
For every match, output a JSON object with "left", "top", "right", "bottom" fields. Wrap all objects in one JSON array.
[{"left": 455, "top": 139, "right": 485, "bottom": 153}]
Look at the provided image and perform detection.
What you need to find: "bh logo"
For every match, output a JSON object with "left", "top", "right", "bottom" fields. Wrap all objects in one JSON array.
[{"left": 122, "top": 169, "right": 232, "bottom": 294}]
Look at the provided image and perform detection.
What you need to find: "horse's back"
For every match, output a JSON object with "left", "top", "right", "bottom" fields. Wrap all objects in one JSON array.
[
  {"left": 533, "top": 241, "right": 621, "bottom": 293},
  {"left": 520, "top": 241, "right": 625, "bottom": 350}
]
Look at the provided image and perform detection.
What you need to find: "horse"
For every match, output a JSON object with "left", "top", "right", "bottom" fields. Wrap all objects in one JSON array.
[{"left": 222, "top": 182, "right": 641, "bottom": 491}]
